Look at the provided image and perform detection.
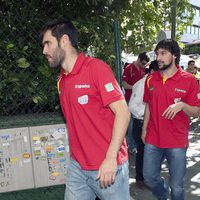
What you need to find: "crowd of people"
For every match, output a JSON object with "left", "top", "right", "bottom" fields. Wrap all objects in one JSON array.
[{"left": 40, "top": 19, "right": 200, "bottom": 200}]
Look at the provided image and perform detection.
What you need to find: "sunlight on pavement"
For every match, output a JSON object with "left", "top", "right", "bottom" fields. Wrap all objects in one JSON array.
[
  {"left": 190, "top": 172, "right": 200, "bottom": 196},
  {"left": 191, "top": 173, "right": 200, "bottom": 183},
  {"left": 129, "top": 178, "right": 136, "bottom": 184}
]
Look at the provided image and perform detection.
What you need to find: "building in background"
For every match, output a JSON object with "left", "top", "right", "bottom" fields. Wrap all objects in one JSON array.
[
  {"left": 164, "top": 0, "right": 200, "bottom": 44},
  {"left": 181, "top": 0, "right": 200, "bottom": 43}
]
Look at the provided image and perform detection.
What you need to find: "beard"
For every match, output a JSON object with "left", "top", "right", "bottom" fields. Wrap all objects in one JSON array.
[
  {"left": 48, "top": 47, "right": 65, "bottom": 68},
  {"left": 158, "top": 59, "right": 173, "bottom": 71}
]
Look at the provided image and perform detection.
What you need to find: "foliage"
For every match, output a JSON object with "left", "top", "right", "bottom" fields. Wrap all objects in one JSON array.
[
  {"left": 183, "top": 43, "right": 200, "bottom": 55},
  {"left": 119, "top": 0, "right": 194, "bottom": 54},
  {"left": 0, "top": 0, "right": 194, "bottom": 116}
]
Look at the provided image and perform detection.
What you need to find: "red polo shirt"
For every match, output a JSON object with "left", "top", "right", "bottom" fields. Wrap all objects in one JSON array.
[
  {"left": 144, "top": 66, "right": 200, "bottom": 148},
  {"left": 58, "top": 53, "right": 128, "bottom": 170},
  {"left": 122, "top": 63, "right": 145, "bottom": 102}
]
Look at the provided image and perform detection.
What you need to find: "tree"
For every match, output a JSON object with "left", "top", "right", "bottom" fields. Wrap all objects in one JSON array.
[
  {"left": 0, "top": 0, "right": 194, "bottom": 116},
  {"left": 119, "top": 0, "right": 194, "bottom": 54}
]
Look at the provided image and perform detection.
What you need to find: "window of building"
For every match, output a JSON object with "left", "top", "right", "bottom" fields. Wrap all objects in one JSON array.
[{"left": 191, "top": 26, "right": 195, "bottom": 34}]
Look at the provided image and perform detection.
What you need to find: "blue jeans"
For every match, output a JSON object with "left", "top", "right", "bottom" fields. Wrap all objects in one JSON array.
[
  {"left": 127, "top": 114, "right": 137, "bottom": 150},
  {"left": 143, "top": 143, "right": 187, "bottom": 200},
  {"left": 133, "top": 118, "right": 144, "bottom": 181},
  {"left": 65, "top": 159, "right": 130, "bottom": 200}
]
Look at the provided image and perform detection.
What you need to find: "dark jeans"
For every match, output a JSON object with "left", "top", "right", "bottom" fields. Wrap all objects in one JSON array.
[{"left": 132, "top": 118, "right": 144, "bottom": 181}]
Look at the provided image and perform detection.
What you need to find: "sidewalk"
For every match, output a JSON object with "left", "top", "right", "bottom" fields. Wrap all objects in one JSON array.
[{"left": 129, "top": 118, "right": 200, "bottom": 200}]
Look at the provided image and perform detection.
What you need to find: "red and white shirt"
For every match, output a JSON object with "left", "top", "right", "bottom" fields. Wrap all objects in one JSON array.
[
  {"left": 58, "top": 53, "right": 128, "bottom": 170},
  {"left": 122, "top": 63, "right": 145, "bottom": 102},
  {"left": 144, "top": 66, "right": 200, "bottom": 148}
]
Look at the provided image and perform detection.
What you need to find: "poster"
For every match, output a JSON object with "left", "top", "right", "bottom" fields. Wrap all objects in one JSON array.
[
  {"left": 30, "top": 124, "right": 69, "bottom": 187},
  {"left": 0, "top": 127, "right": 34, "bottom": 192}
]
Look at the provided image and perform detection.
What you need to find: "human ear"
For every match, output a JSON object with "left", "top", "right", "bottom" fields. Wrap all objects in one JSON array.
[{"left": 59, "top": 34, "right": 70, "bottom": 48}]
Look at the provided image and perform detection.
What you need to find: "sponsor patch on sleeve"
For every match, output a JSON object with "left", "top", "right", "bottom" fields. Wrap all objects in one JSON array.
[{"left": 105, "top": 83, "right": 114, "bottom": 92}]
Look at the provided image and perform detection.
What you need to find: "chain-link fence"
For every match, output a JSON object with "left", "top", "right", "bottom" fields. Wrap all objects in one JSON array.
[
  {"left": 0, "top": 3, "right": 119, "bottom": 130},
  {"left": 0, "top": 14, "right": 65, "bottom": 129}
]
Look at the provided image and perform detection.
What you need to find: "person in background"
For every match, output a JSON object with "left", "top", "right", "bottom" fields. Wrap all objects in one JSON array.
[
  {"left": 122, "top": 52, "right": 150, "bottom": 154},
  {"left": 193, "top": 66, "right": 198, "bottom": 75},
  {"left": 142, "top": 39, "right": 200, "bottom": 200},
  {"left": 40, "top": 19, "right": 130, "bottom": 200},
  {"left": 122, "top": 52, "right": 150, "bottom": 102},
  {"left": 194, "top": 66, "right": 200, "bottom": 84},
  {"left": 186, "top": 60, "right": 195, "bottom": 74},
  {"left": 128, "top": 60, "right": 158, "bottom": 189}
]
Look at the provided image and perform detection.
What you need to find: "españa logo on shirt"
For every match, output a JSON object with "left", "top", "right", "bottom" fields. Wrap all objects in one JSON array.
[
  {"left": 75, "top": 84, "right": 90, "bottom": 89},
  {"left": 175, "top": 88, "right": 186, "bottom": 93}
]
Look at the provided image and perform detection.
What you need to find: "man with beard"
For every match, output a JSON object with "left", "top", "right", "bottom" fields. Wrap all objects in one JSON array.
[
  {"left": 141, "top": 39, "right": 200, "bottom": 200},
  {"left": 40, "top": 19, "right": 130, "bottom": 200}
]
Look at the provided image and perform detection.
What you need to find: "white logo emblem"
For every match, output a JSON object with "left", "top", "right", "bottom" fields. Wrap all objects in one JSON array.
[
  {"left": 78, "top": 95, "right": 88, "bottom": 104},
  {"left": 198, "top": 93, "right": 200, "bottom": 99},
  {"left": 175, "top": 88, "right": 186, "bottom": 93},
  {"left": 105, "top": 83, "right": 114, "bottom": 92},
  {"left": 174, "top": 98, "right": 181, "bottom": 103},
  {"left": 75, "top": 84, "right": 90, "bottom": 89}
]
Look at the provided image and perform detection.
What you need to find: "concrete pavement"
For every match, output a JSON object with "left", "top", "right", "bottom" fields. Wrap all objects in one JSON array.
[{"left": 129, "top": 117, "right": 200, "bottom": 200}]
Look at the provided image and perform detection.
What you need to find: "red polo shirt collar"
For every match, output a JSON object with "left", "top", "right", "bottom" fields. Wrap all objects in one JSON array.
[
  {"left": 156, "top": 65, "right": 182, "bottom": 81},
  {"left": 60, "top": 52, "right": 85, "bottom": 77}
]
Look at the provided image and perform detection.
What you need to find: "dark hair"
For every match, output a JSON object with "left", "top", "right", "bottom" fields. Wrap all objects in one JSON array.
[
  {"left": 154, "top": 39, "right": 180, "bottom": 65},
  {"left": 149, "top": 60, "right": 159, "bottom": 72},
  {"left": 145, "top": 60, "right": 158, "bottom": 74},
  {"left": 188, "top": 60, "right": 195, "bottom": 65},
  {"left": 138, "top": 52, "right": 150, "bottom": 62},
  {"left": 123, "top": 62, "right": 130, "bottom": 69},
  {"left": 40, "top": 19, "right": 78, "bottom": 49}
]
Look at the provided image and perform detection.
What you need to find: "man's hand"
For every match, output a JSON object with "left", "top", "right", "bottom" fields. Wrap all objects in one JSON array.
[
  {"left": 141, "top": 128, "right": 146, "bottom": 144},
  {"left": 96, "top": 157, "right": 117, "bottom": 188},
  {"left": 162, "top": 102, "right": 183, "bottom": 120}
]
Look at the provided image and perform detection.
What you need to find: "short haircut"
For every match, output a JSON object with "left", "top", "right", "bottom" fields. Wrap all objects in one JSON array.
[
  {"left": 149, "top": 60, "right": 159, "bottom": 72},
  {"left": 154, "top": 39, "right": 180, "bottom": 65},
  {"left": 40, "top": 19, "right": 78, "bottom": 49},
  {"left": 188, "top": 60, "right": 195, "bottom": 65},
  {"left": 138, "top": 52, "right": 150, "bottom": 62}
]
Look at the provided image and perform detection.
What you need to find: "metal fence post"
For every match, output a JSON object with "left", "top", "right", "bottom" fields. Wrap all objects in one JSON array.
[
  {"left": 171, "top": 0, "right": 176, "bottom": 40},
  {"left": 114, "top": 19, "right": 122, "bottom": 87}
]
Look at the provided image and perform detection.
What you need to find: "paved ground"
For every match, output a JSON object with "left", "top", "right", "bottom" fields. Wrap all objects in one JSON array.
[{"left": 129, "top": 117, "right": 200, "bottom": 200}]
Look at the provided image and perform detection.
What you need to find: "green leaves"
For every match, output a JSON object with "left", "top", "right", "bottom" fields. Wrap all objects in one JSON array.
[
  {"left": 17, "top": 57, "right": 30, "bottom": 68},
  {"left": 6, "top": 43, "right": 14, "bottom": 49},
  {"left": 38, "top": 65, "right": 52, "bottom": 78}
]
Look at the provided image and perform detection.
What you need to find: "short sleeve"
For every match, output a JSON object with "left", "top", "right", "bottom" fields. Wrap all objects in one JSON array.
[
  {"left": 89, "top": 59, "right": 125, "bottom": 106},
  {"left": 143, "top": 75, "right": 152, "bottom": 103},
  {"left": 122, "top": 65, "right": 130, "bottom": 83}
]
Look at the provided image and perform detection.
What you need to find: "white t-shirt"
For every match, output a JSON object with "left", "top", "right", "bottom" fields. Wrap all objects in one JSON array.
[{"left": 128, "top": 75, "right": 147, "bottom": 120}]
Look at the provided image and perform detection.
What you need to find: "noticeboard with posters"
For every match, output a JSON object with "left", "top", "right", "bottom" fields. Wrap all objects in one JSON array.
[
  {"left": 0, "top": 124, "right": 69, "bottom": 193},
  {"left": 0, "top": 127, "right": 34, "bottom": 192},
  {"left": 30, "top": 124, "right": 69, "bottom": 187}
]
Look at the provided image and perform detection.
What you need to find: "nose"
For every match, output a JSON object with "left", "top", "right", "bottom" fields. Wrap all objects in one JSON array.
[
  {"left": 156, "top": 54, "right": 161, "bottom": 61},
  {"left": 43, "top": 45, "right": 48, "bottom": 55}
]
